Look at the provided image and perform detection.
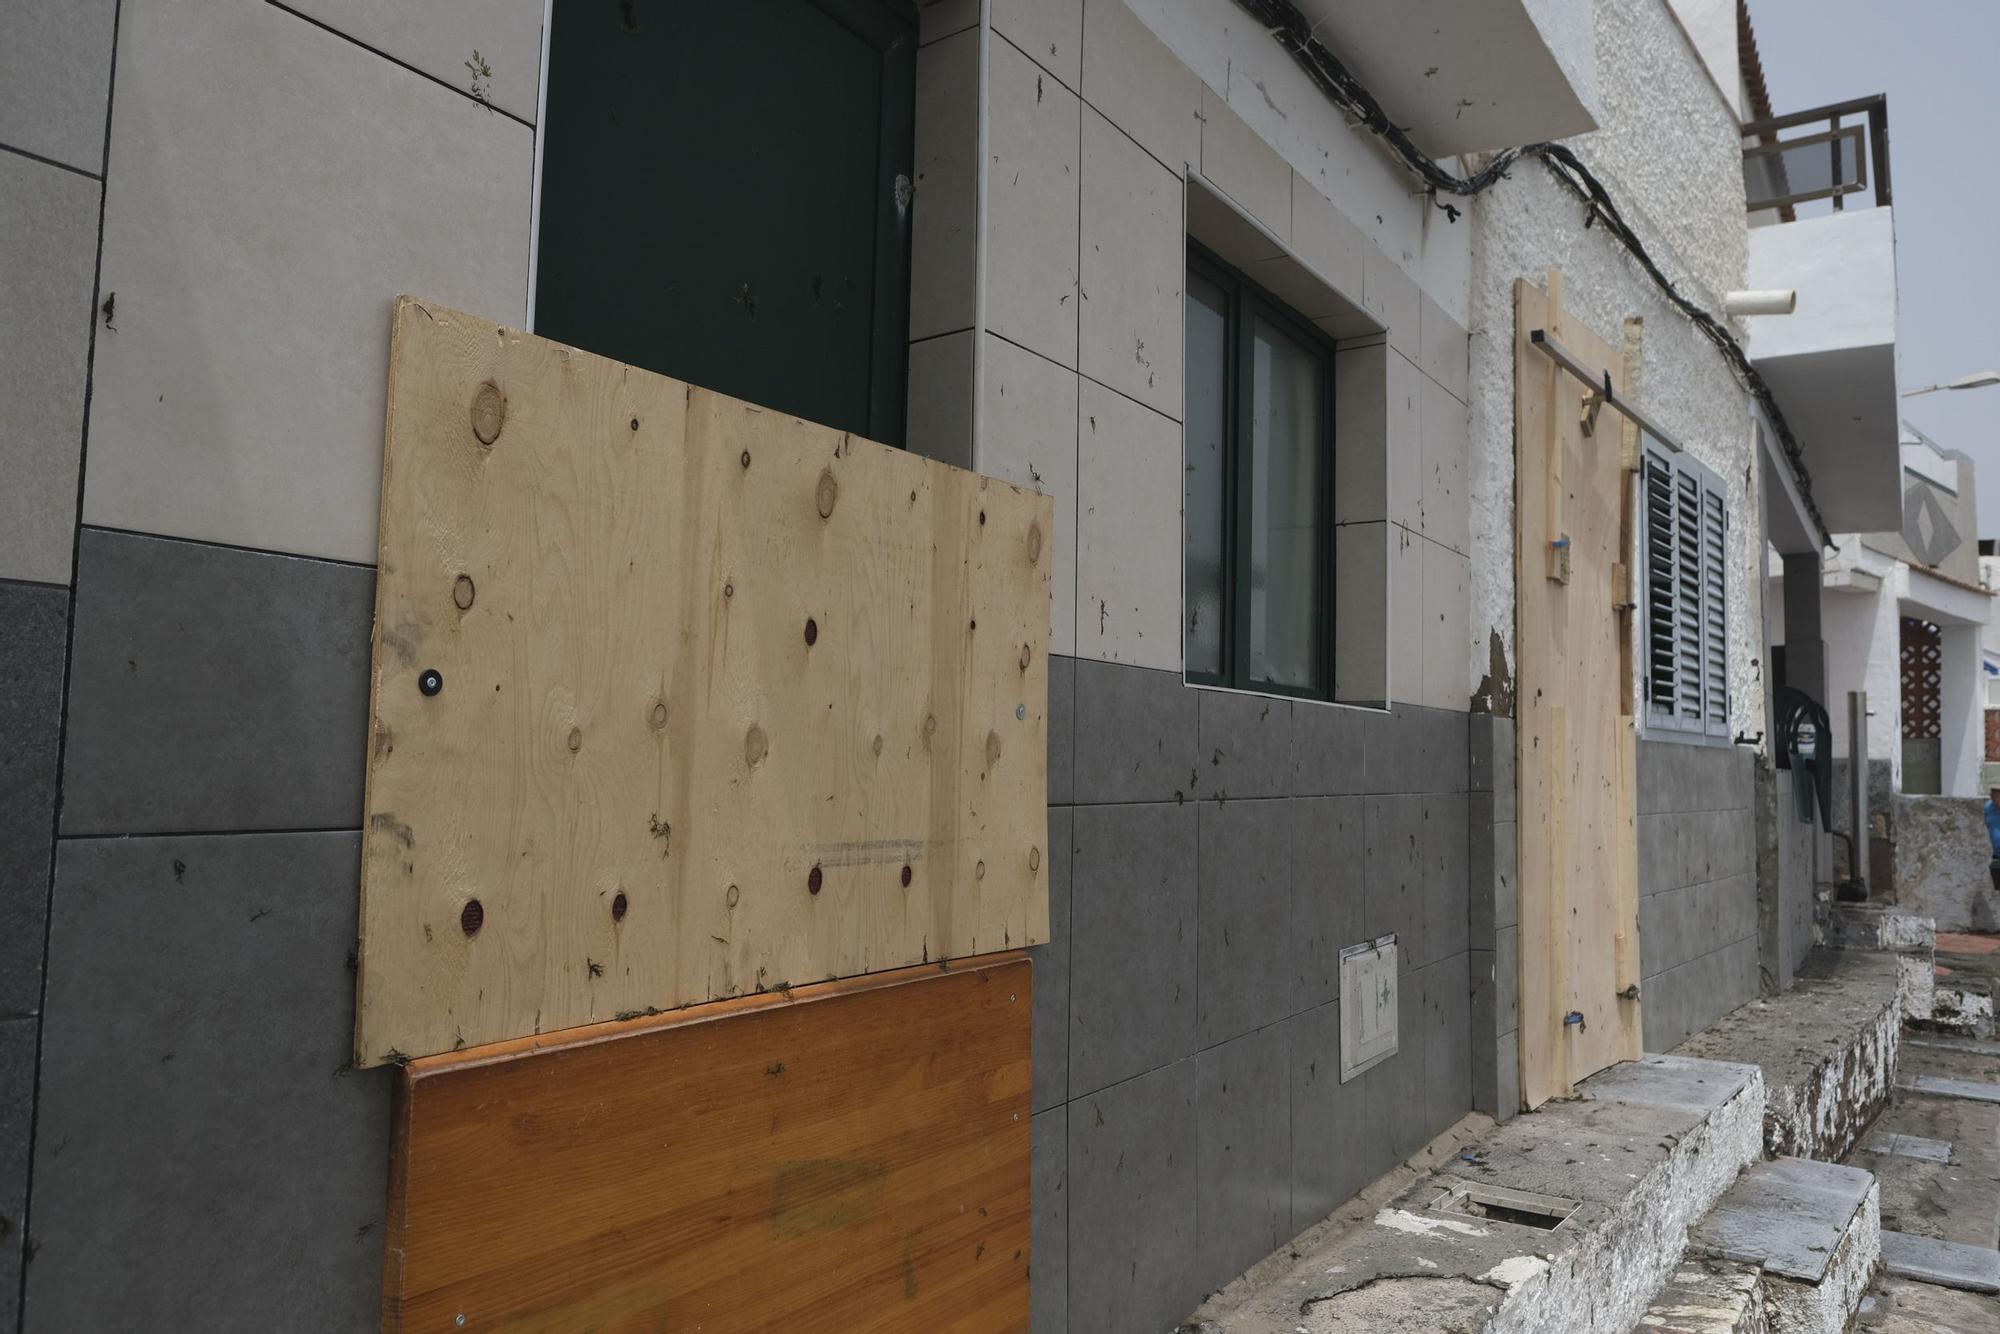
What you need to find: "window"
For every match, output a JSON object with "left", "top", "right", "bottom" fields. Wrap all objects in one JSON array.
[
  {"left": 532, "top": 0, "right": 916, "bottom": 446},
  {"left": 1641, "top": 438, "right": 1730, "bottom": 739},
  {"left": 1183, "top": 244, "right": 1335, "bottom": 698}
]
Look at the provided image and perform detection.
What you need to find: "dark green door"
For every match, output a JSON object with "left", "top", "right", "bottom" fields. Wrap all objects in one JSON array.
[{"left": 534, "top": 0, "right": 917, "bottom": 446}]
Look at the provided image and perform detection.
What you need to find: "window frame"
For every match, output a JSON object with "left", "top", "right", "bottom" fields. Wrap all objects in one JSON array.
[
  {"left": 1184, "top": 240, "right": 1339, "bottom": 702},
  {"left": 1639, "top": 436, "right": 1732, "bottom": 743}
]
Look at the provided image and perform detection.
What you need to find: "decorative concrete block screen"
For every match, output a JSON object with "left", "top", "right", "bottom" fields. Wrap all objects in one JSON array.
[{"left": 355, "top": 298, "right": 1052, "bottom": 1065}]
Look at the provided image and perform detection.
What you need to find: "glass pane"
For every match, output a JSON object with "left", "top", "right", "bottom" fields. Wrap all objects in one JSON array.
[
  {"left": 1184, "top": 272, "right": 1229, "bottom": 677},
  {"left": 1248, "top": 316, "right": 1324, "bottom": 690},
  {"left": 1742, "top": 130, "right": 1860, "bottom": 210}
]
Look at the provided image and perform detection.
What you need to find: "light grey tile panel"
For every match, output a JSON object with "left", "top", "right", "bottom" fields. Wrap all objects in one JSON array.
[
  {"left": 0, "top": 0, "right": 116, "bottom": 172},
  {"left": 277, "top": 0, "right": 546, "bottom": 121},
  {"left": 1197, "top": 800, "right": 1293, "bottom": 1047},
  {"left": 1067, "top": 1059, "right": 1199, "bottom": 1334},
  {"left": 1423, "top": 952, "right": 1470, "bottom": 1136},
  {"left": 906, "top": 328, "right": 976, "bottom": 471},
  {"left": 61, "top": 529, "right": 374, "bottom": 836},
  {"left": 985, "top": 35, "right": 1080, "bottom": 368},
  {"left": 1290, "top": 796, "right": 1364, "bottom": 1012},
  {"left": 0, "top": 152, "right": 98, "bottom": 585},
  {"left": 1, "top": 1016, "right": 34, "bottom": 1333},
  {"left": 1362, "top": 795, "right": 1425, "bottom": 968},
  {"left": 1638, "top": 812, "right": 1681, "bottom": 896},
  {"left": 27, "top": 832, "right": 388, "bottom": 1330},
  {"left": 1, "top": 581, "right": 68, "bottom": 1016},
  {"left": 1029, "top": 806, "right": 1072, "bottom": 1114},
  {"left": 1423, "top": 792, "right": 1469, "bottom": 963},
  {"left": 1702, "top": 873, "right": 1758, "bottom": 956},
  {"left": 1285, "top": 1000, "right": 1373, "bottom": 1231},
  {"left": 1069, "top": 801, "right": 1196, "bottom": 1096},
  {"left": 82, "top": 0, "right": 532, "bottom": 564},
  {"left": 1072, "top": 659, "right": 1199, "bottom": 804},
  {"left": 1640, "top": 882, "right": 1700, "bottom": 977},
  {"left": 911, "top": 28, "right": 979, "bottom": 340},
  {"left": 1047, "top": 653, "right": 1075, "bottom": 806},
  {"left": 1646, "top": 937, "right": 1757, "bottom": 1052},
  {"left": 1291, "top": 700, "right": 1367, "bottom": 796},
  {"left": 1198, "top": 689, "right": 1295, "bottom": 800},
  {"left": 1196, "top": 1023, "right": 1289, "bottom": 1295},
  {"left": 1031, "top": 1107, "right": 1067, "bottom": 1334}
]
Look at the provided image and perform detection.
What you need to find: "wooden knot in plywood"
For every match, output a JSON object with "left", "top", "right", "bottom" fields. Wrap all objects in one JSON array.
[
  {"left": 649, "top": 702, "right": 668, "bottom": 730},
  {"left": 745, "top": 724, "right": 769, "bottom": 768},
  {"left": 985, "top": 731, "right": 1002, "bottom": 767},
  {"left": 1027, "top": 522, "right": 1044, "bottom": 564},
  {"left": 470, "top": 382, "right": 506, "bottom": 445},
  {"left": 815, "top": 469, "right": 839, "bottom": 519}
]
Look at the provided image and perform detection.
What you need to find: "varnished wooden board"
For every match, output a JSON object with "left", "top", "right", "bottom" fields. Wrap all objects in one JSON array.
[
  {"left": 382, "top": 956, "right": 1032, "bottom": 1333},
  {"left": 1513, "top": 276, "right": 1642, "bottom": 1108},
  {"left": 356, "top": 297, "right": 1052, "bottom": 1064}
]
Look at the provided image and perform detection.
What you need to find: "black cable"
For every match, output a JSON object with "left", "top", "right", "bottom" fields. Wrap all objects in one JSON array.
[{"left": 1234, "top": 0, "right": 1829, "bottom": 541}]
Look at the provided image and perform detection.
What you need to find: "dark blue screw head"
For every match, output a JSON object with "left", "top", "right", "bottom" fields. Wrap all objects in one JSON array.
[{"left": 419, "top": 669, "right": 443, "bottom": 697}]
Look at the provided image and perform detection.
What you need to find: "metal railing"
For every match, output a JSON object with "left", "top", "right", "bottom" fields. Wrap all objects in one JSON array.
[{"left": 1742, "top": 94, "right": 1891, "bottom": 216}]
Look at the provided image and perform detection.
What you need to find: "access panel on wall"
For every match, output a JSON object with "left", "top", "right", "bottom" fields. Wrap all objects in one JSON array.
[{"left": 353, "top": 298, "right": 1051, "bottom": 1065}]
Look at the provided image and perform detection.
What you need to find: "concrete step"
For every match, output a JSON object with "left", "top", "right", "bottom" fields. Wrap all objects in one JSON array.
[
  {"left": 1689, "top": 1157, "right": 1880, "bottom": 1334},
  {"left": 1879, "top": 1231, "right": 2000, "bottom": 1294},
  {"left": 1826, "top": 904, "right": 1936, "bottom": 1023},
  {"left": 1674, "top": 948, "right": 1903, "bottom": 1161},
  {"left": 1185, "top": 1054, "right": 1765, "bottom": 1334},
  {"left": 1630, "top": 1259, "right": 1767, "bottom": 1333}
]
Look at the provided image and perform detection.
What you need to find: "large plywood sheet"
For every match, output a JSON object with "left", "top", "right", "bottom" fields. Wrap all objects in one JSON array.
[
  {"left": 382, "top": 956, "right": 1032, "bottom": 1332},
  {"left": 1513, "top": 276, "right": 1643, "bottom": 1108},
  {"left": 356, "top": 298, "right": 1052, "bottom": 1065}
]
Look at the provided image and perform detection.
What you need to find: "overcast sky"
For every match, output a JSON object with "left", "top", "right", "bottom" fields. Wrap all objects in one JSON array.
[{"left": 1749, "top": 0, "right": 2000, "bottom": 537}]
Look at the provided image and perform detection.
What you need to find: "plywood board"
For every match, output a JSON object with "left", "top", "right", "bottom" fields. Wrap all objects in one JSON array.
[
  {"left": 1514, "top": 276, "right": 1643, "bottom": 1109},
  {"left": 382, "top": 955, "right": 1032, "bottom": 1333},
  {"left": 356, "top": 298, "right": 1053, "bottom": 1065}
]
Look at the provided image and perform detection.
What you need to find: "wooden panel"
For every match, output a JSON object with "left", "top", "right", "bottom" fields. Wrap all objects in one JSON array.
[
  {"left": 1513, "top": 275, "right": 1643, "bottom": 1109},
  {"left": 356, "top": 298, "right": 1052, "bottom": 1065},
  {"left": 382, "top": 956, "right": 1031, "bottom": 1333}
]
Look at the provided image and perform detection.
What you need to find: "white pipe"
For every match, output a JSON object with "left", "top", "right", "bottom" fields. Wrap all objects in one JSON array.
[{"left": 1724, "top": 289, "right": 1797, "bottom": 317}]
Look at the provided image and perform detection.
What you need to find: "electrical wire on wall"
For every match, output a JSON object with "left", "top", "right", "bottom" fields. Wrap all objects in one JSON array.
[{"left": 1232, "top": 0, "right": 1830, "bottom": 543}]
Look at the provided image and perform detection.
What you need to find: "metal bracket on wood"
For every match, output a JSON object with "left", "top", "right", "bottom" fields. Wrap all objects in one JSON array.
[{"left": 1529, "top": 328, "right": 1683, "bottom": 455}]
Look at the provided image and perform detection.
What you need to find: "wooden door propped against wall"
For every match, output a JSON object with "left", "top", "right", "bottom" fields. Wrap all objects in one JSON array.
[{"left": 1514, "top": 273, "right": 1644, "bottom": 1108}]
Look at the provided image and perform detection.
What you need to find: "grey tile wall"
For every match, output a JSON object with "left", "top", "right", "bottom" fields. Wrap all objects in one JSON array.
[
  {"left": 1043, "top": 655, "right": 1475, "bottom": 1330},
  {"left": 60, "top": 528, "right": 375, "bottom": 835},
  {"left": 0, "top": 0, "right": 118, "bottom": 174},
  {"left": 1467, "top": 714, "right": 1517, "bottom": 1121},
  {"left": 1635, "top": 740, "right": 1759, "bottom": 1052},
  {"left": 1, "top": 1018, "right": 33, "bottom": 1334},
  {"left": 1, "top": 582, "right": 67, "bottom": 1018},
  {"left": 26, "top": 831, "right": 388, "bottom": 1330},
  {"left": 1031, "top": 1107, "right": 1067, "bottom": 1334}
]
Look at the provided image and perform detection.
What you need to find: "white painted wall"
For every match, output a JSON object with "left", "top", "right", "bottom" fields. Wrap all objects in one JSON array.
[
  {"left": 1664, "top": 0, "right": 1743, "bottom": 122},
  {"left": 1747, "top": 208, "right": 1898, "bottom": 359},
  {"left": 1468, "top": 0, "right": 1764, "bottom": 740}
]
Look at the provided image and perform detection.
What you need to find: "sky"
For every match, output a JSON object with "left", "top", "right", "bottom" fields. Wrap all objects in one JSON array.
[{"left": 1748, "top": 0, "right": 2000, "bottom": 538}]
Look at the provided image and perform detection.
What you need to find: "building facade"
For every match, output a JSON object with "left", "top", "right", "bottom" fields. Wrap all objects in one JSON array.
[{"left": 0, "top": 1, "right": 1911, "bottom": 1330}]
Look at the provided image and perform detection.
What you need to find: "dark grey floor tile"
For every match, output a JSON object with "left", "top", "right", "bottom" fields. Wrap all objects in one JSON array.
[
  {"left": 1069, "top": 802, "right": 1197, "bottom": 1096},
  {"left": 1422, "top": 792, "right": 1468, "bottom": 963},
  {"left": 1469, "top": 946, "right": 1497, "bottom": 1049},
  {"left": 1291, "top": 700, "right": 1366, "bottom": 797},
  {"left": 1197, "top": 800, "right": 1293, "bottom": 1047},
  {"left": 1418, "top": 707, "right": 1470, "bottom": 794},
  {"left": 1469, "top": 793, "right": 1495, "bottom": 944},
  {"left": 61, "top": 529, "right": 374, "bottom": 835},
  {"left": 1468, "top": 714, "right": 1496, "bottom": 793},
  {"left": 1, "top": 580, "right": 66, "bottom": 1015},
  {"left": 1073, "top": 658, "right": 1199, "bottom": 804},
  {"left": 1030, "top": 806, "right": 1072, "bottom": 1114},
  {"left": 1031, "top": 1107, "right": 1066, "bottom": 1334},
  {"left": 26, "top": 832, "right": 388, "bottom": 1330},
  {"left": 1493, "top": 926, "right": 1517, "bottom": 1037},
  {"left": 1048, "top": 653, "right": 1075, "bottom": 806},
  {"left": 1196, "top": 1023, "right": 1289, "bottom": 1295},
  {"left": 1362, "top": 795, "right": 1425, "bottom": 968},
  {"left": 1494, "top": 1030, "right": 1521, "bottom": 1121},
  {"left": 1067, "top": 1060, "right": 1199, "bottom": 1334},
  {"left": 2, "top": 1015, "right": 34, "bottom": 1333},
  {"left": 1367, "top": 972, "right": 1433, "bottom": 1160},
  {"left": 1284, "top": 1000, "right": 1373, "bottom": 1231},
  {"left": 1289, "top": 796, "right": 1364, "bottom": 1012},
  {"left": 1197, "top": 689, "right": 1294, "bottom": 800}
]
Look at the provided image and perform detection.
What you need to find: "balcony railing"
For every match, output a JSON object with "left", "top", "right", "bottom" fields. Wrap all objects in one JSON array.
[{"left": 1743, "top": 94, "right": 1891, "bottom": 217}]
